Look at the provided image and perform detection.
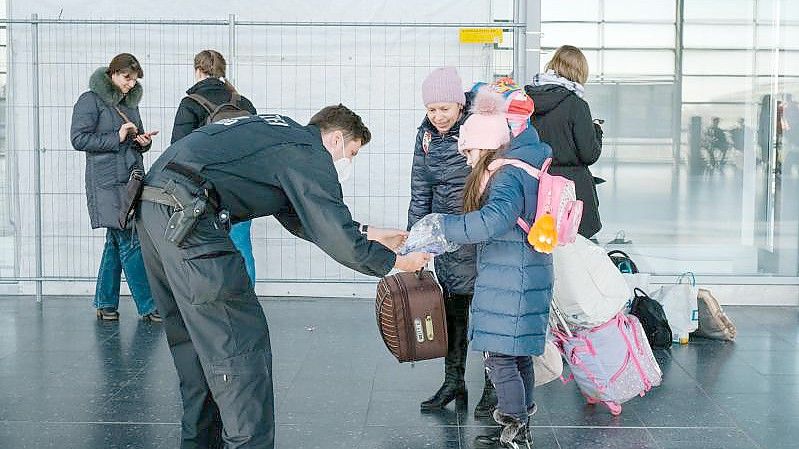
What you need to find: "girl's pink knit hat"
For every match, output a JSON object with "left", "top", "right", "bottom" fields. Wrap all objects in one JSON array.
[{"left": 458, "top": 88, "right": 510, "bottom": 154}]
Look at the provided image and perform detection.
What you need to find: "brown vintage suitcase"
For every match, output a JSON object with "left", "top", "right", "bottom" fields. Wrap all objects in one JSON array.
[{"left": 375, "top": 270, "right": 448, "bottom": 362}]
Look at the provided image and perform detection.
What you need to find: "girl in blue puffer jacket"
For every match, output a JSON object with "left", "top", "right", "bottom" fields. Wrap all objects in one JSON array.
[{"left": 436, "top": 88, "right": 553, "bottom": 448}]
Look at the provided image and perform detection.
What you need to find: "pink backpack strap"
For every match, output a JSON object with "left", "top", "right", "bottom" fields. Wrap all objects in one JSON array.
[
  {"left": 478, "top": 158, "right": 546, "bottom": 234},
  {"left": 478, "top": 158, "right": 541, "bottom": 195},
  {"left": 540, "top": 157, "right": 552, "bottom": 172},
  {"left": 488, "top": 158, "right": 542, "bottom": 179}
]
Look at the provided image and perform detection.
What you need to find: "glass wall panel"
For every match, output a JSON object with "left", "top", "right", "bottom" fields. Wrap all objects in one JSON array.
[
  {"left": 757, "top": 0, "right": 799, "bottom": 21},
  {"left": 540, "top": 23, "right": 599, "bottom": 48},
  {"left": 684, "top": 24, "right": 754, "bottom": 49},
  {"left": 604, "top": 0, "right": 676, "bottom": 22},
  {"left": 682, "top": 75, "right": 752, "bottom": 102},
  {"left": 757, "top": 25, "right": 799, "bottom": 49},
  {"left": 602, "top": 50, "right": 675, "bottom": 76},
  {"left": 542, "top": 0, "right": 798, "bottom": 282},
  {"left": 756, "top": 50, "right": 799, "bottom": 75},
  {"left": 604, "top": 24, "right": 675, "bottom": 48},
  {"left": 540, "top": 0, "right": 600, "bottom": 21},
  {"left": 683, "top": 50, "right": 754, "bottom": 75},
  {"left": 685, "top": 0, "right": 755, "bottom": 21}
]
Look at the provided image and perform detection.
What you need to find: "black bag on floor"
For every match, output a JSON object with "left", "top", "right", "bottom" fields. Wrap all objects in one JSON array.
[{"left": 630, "top": 288, "right": 672, "bottom": 349}]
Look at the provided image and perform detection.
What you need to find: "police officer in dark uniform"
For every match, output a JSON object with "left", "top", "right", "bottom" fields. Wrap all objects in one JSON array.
[{"left": 134, "top": 105, "right": 431, "bottom": 449}]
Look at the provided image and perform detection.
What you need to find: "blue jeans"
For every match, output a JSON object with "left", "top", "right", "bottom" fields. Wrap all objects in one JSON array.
[
  {"left": 485, "top": 353, "right": 535, "bottom": 421},
  {"left": 93, "top": 228, "right": 156, "bottom": 316},
  {"left": 229, "top": 220, "right": 256, "bottom": 286}
]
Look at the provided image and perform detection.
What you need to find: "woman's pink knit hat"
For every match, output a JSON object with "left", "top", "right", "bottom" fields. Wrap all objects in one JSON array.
[{"left": 422, "top": 67, "right": 466, "bottom": 106}]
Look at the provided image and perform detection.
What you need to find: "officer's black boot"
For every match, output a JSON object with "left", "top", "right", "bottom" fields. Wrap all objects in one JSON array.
[
  {"left": 420, "top": 294, "right": 470, "bottom": 412},
  {"left": 474, "top": 369, "right": 498, "bottom": 419}
]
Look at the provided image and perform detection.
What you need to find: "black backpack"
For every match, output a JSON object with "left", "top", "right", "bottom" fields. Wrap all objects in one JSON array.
[
  {"left": 608, "top": 250, "right": 639, "bottom": 274},
  {"left": 187, "top": 92, "right": 251, "bottom": 125},
  {"left": 630, "top": 288, "right": 672, "bottom": 349}
]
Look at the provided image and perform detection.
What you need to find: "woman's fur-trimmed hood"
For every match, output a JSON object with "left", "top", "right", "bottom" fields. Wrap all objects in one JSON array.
[{"left": 89, "top": 66, "right": 143, "bottom": 108}]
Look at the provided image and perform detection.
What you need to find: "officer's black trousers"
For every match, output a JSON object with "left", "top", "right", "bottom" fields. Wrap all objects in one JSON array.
[{"left": 136, "top": 201, "right": 274, "bottom": 449}]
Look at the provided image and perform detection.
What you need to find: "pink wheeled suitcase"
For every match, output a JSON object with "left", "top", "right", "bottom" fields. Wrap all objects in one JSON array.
[{"left": 551, "top": 307, "right": 662, "bottom": 416}]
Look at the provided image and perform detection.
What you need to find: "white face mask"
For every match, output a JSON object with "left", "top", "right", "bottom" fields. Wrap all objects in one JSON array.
[
  {"left": 334, "top": 157, "right": 352, "bottom": 182},
  {"left": 333, "top": 138, "right": 353, "bottom": 182}
]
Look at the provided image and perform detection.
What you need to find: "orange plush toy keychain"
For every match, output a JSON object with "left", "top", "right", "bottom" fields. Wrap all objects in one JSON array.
[{"left": 528, "top": 213, "right": 558, "bottom": 254}]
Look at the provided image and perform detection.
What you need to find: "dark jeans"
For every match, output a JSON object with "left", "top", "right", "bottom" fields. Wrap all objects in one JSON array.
[
  {"left": 136, "top": 201, "right": 274, "bottom": 449},
  {"left": 93, "top": 228, "right": 156, "bottom": 316},
  {"left": 484, "top": 353, "right": 535, "bottom": 421}
]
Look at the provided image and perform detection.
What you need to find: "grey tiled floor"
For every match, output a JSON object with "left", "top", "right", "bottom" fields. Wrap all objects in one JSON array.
[{"left": 0, "top": 296, "right": 797, "bottom": 448}]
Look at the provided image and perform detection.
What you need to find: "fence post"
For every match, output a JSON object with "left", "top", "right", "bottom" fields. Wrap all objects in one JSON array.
[
  {"left": 673, "top": 0, "right": 685, "bottom": 164},
  {"left": 514, "top": 0, "right": 541, "bottom": 85},
  {"left": 30, "top": 14, "right": 43, "bottom": 302},
  {"left": 228, "top": 14, "right": 236, "bottom": 84},
  {"left": 513, "top": 0, "right": 525, "bottom": 82}
]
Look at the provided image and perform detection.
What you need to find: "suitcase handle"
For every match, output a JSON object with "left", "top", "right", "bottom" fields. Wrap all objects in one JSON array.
[{"left": 415, "top": 264, "right": 432, "bottom": 279}]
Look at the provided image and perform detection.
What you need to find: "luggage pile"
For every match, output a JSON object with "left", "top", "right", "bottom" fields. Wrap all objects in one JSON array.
[
  {"left": 549, "top": 235, "right": 662, "bottom": 415},
  {"left": 605, "top": 249, "right": 737, "bottom": 344},
  {"left": 373, "top": 231, "right": 736, "bottom": 417}
]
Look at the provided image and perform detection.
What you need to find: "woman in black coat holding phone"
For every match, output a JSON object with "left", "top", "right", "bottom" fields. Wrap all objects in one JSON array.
[{"left": 525, "top": 45, "right": 604, "bottom": 239}]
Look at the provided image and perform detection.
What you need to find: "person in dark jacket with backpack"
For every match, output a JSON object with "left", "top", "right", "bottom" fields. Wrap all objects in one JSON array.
[
  {"left": 525, "top": 45, "right": 603, "bottom": 239},
  {"left": 70, "top": 53, "right": 160, "bottom": 322},
  {"left": 408, "top": 67, "right": 498, "bottom": 418},
  {"left": 171, "top": 49, "right": 259, "bottom": 284}
]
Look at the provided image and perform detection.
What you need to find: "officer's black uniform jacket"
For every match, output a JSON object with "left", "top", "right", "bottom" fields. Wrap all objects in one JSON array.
[{"left": 144, "top": 114, "right": 396, "bottom": 277}]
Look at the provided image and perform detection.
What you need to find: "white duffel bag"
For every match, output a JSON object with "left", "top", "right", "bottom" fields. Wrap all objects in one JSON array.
[{"left": 553, "top": 235, "right": 630, "bottom": 327}]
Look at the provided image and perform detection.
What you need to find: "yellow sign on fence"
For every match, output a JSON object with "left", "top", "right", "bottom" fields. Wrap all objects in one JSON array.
[{"left": 459, "top": 28, "right": 504, "bottom": 44}]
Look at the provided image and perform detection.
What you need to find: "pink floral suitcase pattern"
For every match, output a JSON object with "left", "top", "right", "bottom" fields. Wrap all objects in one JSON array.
[{"left": 552, "top": 312, "right": 662, "bottom": 415}]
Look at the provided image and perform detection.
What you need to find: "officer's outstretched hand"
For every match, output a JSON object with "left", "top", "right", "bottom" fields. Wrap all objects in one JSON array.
[
  {"left": 394, "top": 252, "right": 432, "bottom": 272},
  {"left": 367, "top": 226, "right": 409, "bottom": 252}
]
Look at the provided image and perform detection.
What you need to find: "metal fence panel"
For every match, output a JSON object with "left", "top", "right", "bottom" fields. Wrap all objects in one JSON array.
[{"left": 0, "top": 17, "right": 519, "bottom": 289}]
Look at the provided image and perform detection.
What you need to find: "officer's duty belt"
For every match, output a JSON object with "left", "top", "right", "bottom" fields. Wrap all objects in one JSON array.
[{"left": 140, "top": 185, "right": 182, "bottom": 209}]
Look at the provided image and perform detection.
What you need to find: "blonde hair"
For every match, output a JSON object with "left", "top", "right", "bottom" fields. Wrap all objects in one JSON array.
[
  {"left": 194, "top": 49, "right": 236, "bottom": 92},
  {"left": 545, "top": 45, "right": 589, "bottom": 85}
]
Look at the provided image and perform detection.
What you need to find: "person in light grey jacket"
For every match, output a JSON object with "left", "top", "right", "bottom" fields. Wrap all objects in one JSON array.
[{"left": 70, "top": 53, "right": 160, "bottom": 322}]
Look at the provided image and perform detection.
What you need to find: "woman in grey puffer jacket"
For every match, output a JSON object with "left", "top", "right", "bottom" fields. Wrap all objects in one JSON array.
[
  {"left": 407, "top": 67, "right": 495, "bottom": 418},
  {"left": 70, "top": 53, "right": 159, "bottom": 322}
]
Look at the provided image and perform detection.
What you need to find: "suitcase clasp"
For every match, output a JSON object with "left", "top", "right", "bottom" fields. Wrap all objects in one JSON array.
[
  {"left": 414, "top": 318, "right": 425, "bottom": 343},
  {"left": 425, "top": 315, "right": 435, "bottom": 341}
]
